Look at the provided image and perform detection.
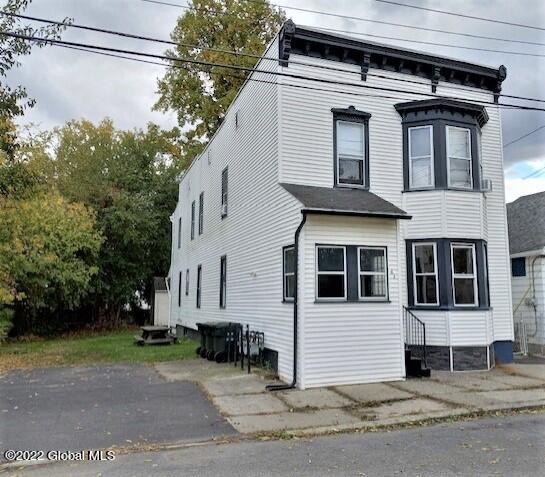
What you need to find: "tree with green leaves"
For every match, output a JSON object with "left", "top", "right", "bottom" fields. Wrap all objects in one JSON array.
[
  {"left": 0, "top": 190, "right": 102, "bottom": 333},
  {"left": 49, "top": 119, "right": 186, "bottom": 324},
  {"left": 0, "top": 0, "right": 68, "bottom": 158},
  {"left": 155, "top": 0, "right": 284, "bottom": 152}
]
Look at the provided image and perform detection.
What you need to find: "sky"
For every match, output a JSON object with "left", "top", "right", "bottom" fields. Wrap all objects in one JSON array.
[{"left": 4, "top": 0, "right": 545, "bottom": 202}]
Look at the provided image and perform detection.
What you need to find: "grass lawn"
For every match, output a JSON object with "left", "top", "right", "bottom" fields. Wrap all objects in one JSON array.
[{"left": 0, "top": 328, "right": 198, "bottom": 373}]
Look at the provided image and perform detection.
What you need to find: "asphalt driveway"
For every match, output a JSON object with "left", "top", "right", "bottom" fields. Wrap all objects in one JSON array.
[{"left": 0, "top": 364, "right": 236, "bottom": 459}]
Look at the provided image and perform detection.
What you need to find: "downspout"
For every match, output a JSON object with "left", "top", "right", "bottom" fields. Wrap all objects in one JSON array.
[{"left": 267, "top": 211, "right": 307, "bottom": 391}]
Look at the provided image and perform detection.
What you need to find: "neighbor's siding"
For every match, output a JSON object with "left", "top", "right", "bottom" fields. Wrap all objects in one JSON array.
[
  {"left": 299, "top": 215, "right": 404, "bottom": 388},
  {"left": 512, "top": 255, "right": 545, "bottom": 346},
  {"left": 170, "top": 38, "right": 303, "bottom": 383}
]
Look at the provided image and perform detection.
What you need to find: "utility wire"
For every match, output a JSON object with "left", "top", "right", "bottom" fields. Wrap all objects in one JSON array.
[
  {"left": 3, "top": 30, "right": 545, "bottom": 112},
  {"left": 374, "top": 0, "right": 545, "bottom": 32},
  {"left": 503, "top": 125, "right": 545, "bottom": 148},
  {"left": 3, "top": 10, "right": 545, "bottom": 105},
  {"left": 140, "top": 0, "right": 545, "bottom": 46},
  {"left": 522, "top": 165, "right": 545, "bottom": 180},
  {"left": 135, "top": 0, "right": 545, "bottom": 57}
]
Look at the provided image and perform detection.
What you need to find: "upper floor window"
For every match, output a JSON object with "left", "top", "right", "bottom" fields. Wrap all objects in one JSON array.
[
  {"left": 332, "top": 106, "right": 371, "bottom": 189},
  {"left": 337, "top": 121, "right": 365, "bottom": 187},
  {"left": 358, "top": 247, "right": 388, "bottom": 300},
  {"left": 316, "top": 246, "right": 346, "bottom": 300},
  {"left": 283, "top": 246, "right": 295, "bottom": 301},
  {"left": 447, "top": 126, "right": 472, "bottom": 189},
  {"left": 185, "top": 269, "right": 189, "bottom": 296},
  {"left": 177, "top": 217, "right": 182, "bottom": 249},
  {"left": 408, "top": 126, "right": 434, "bottom": 189},
  {"left": 395, "top": 99, "right": 487, "bottom": 192},
  {"left": 221, "top": 167, "right": 228, "bottom": 218},
  {"left": 198, "top": 192, "right": 204, "bottom": 235},
  {"left": 190, "top": 201, "right": 195, "bottom": 240}
]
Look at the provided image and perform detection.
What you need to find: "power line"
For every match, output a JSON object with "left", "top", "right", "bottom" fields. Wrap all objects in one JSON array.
[
  {"left": 136, "top": 0, "right": 545, "bottom": 57},
  {"left": 503, "top": 125, "right": 545, "bottom": 148},
  {"left": 140, "top": 0, "right": 545, "bottom": 47},
  {"left": 4, "top": 29, "right": 545, "bottom": 112},
  {"left": 374, "top": 0, "right": 545, "bottom": 32},
  {"left": 522, "top": 165, "right": 545, "bottom": 180},
  {"left": 4, "top": 10, "right": 545, "bottom": 105}
]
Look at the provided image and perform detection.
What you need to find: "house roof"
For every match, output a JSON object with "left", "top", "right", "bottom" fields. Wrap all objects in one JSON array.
[
  {"left": 507, "top": 191, "right": 545, "bottom": 254},
  {"left": 280, "top": 183, "right": 411, "bottom": 219},
  {"left": 280, "top": 21, "right": 506, "bottom": 95}
]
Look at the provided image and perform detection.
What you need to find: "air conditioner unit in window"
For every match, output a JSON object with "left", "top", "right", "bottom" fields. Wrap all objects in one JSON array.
[
  {"left": 221, "top": 203, "right": 228, "bottom": 216},
  {"left": 481, "top": 179, "right": 493, "bottom": 192}
]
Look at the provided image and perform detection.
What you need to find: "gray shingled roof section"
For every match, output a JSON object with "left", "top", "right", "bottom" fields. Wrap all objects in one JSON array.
[
  {"left": 280, "top": 183, "right": 410, "bottom": 219},
  {"left": 154, "top": 277, "right": 167, "bottom": 292},
  {"left": 507, "top": 191, "right": 545, "bottom": 254}
]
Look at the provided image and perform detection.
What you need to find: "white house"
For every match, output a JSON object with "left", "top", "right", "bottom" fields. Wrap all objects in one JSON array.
[
  {"left": 507, "top": 191, "right": 545, "bottom": 355},
  {"left": 168, "top": 21, "right": 514, "bottom": 389}
]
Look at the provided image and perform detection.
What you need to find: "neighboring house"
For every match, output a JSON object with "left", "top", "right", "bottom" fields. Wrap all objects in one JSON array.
[
  {"left": 168, "top": 20, "right": 513, "bottom": 389},
  {"left": 152, "top": 277, "right": 169, "bottom": 327},
  {"left": 507, "top": 191, "right": 545, "bottom": 355}
]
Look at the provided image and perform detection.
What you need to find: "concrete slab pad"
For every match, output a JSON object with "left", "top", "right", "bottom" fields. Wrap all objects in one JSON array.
[
  {"left": 389, "top": 379, "right": 462, "bottom": 396},
  {"left": 203, "top": 374, "right": 274, "bottom": 396},
  {"left": 502, "top": 363, "right": 545, "bottom": 382},
  {"left": 279, "top": 389, "right": 353, "bottom": 409},
  {"left": 363, "top": 398, "right": 450, "bottom": 421},
  {"left": 213, "top": 393, "right": 287, "bottom": 416},
  {"left": 479, "top": 389, "right": 545, "bottom": 405},
  {"left": 487, "top": 374, "right": 545, "bottom": 389},
  {"left": 335, "top": 382, "right": 414, "bottom": 404},
  {"left": 229, "top": 408, "right": 361, "bottom": 433},
  {"left": 154, "top": 360, "right": 241, "bottom": 382}
]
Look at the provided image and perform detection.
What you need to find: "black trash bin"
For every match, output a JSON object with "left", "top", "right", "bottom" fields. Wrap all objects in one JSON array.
[{"left": 196, "top": 322, "right": 241, "bottom": 363}]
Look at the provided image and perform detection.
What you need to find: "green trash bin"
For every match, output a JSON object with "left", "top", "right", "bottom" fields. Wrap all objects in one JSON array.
[{"left": 196, "top": 321, "right": 241, "bottom": 362}]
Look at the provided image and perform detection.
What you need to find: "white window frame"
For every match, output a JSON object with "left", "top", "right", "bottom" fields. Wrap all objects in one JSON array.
[
  {"left": 412, "top": 242, "right": 439, "bottom": 306},
  {"left": 358, "top": 246, "right": 388, "bottom": 301},
  {"left": 450, "top": 242, "right": 478, "bottom": 307},
  {"left": 283, "top": 246, "right": 295, "bottom": 302},
  {"left": 446, "top": 125, "right": 473, "bottom": 190},
  {"left": 336, "top": 120, "right": 366, "bottom": 188},
  {"left": 315, "top": 245, "right": 347, "bottom": 301},
  {"left": 408, "top": 125, "right": 434, "bottom": 189}
]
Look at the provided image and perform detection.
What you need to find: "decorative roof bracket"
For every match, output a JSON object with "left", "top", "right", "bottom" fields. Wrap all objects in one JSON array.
[
  {"left": 361, "top": 52, "right": 371, "bottom": 81},
  {"left": 431, "top": 66, "right": 441, "bottom": 93},
  {"left": 279, "top": 20, "right": 296, "bottom": 67}
]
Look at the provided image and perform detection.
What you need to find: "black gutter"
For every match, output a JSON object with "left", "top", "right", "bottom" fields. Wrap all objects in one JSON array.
[{"left": 267, "top": 211, "right": 307, "bottom": 391}]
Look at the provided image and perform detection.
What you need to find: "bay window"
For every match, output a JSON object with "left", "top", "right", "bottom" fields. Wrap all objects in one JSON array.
[
  {"left": 412, "top": 243, "right": 439, "bottom": 306},
  {"left": 447, "top": 126, "right": 473, "bottom": 189},
  {"left": 316, "top": 246, "right": 346, "bottom": 300},
  {"left": 358, "top": 247, "right": 387, "bottom": 299},
  {"left": 408, "top": 126, "right": 434, "bottom": 189},
  {"left": 451, "top": 243, "right": 478, "bottom": 306}
]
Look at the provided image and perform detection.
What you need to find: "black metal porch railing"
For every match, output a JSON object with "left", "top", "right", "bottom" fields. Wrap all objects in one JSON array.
[{"left": 403, "top": 307, "right": 427, "bottom": 365}]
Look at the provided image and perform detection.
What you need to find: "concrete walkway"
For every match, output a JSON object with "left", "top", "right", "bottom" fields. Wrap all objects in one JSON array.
[{"left": 156, "top": 360, "right": 545, "bottom": 436}]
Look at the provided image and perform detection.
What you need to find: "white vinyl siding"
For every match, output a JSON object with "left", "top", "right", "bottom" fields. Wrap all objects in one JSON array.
[
  {"left": 408, "top": 125, "right": 434, "bottom": 189},
  {"left": 447, "top": 126, "right": 473, "bottom": 189}
]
